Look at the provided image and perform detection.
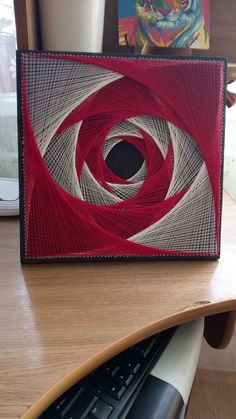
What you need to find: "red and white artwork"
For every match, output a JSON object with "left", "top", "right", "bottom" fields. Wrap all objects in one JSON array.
[{"left": 18, "top": 52, "right": 225, "bottom": 262}]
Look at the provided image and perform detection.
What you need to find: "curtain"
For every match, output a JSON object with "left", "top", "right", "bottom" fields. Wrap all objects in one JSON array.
[{"left": 0, "top": 0, "right": 17, "bottom": 178}]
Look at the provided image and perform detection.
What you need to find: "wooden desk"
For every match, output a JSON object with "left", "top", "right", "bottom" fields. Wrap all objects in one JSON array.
[{"left": 0, "top": 193, "right": 236, "bottom": 418}]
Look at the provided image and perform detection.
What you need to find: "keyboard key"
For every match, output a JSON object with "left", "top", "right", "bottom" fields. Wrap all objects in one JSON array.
[
  {"left": 60, "top": 387, "right": 84, "bottom": 418},
  {"left": 123, "top": 359, "right": 141, "bottom": 375},
  {"left": 103, "top": 364, "right": 119, "bottom": 378},
  {"left": 133, "top": 338, "right": 156, "bottom": 359},
  {"left": 62, "top": 391, "right": 98, "bottom": 419},
  {"left": 91, "top": 371, "right": 112, "bottom": 396},
  {"left": 39, "top": 384, "right": 83, "bottom": 418},
  {"left": 90, "top": 399, "right": 113, "bottom": 419},
  {"left": 106, "top": 382, "right": 126, "bottom": 401},
  {"left": 116, "top": 369, "right": 133, "bottom": 387}
]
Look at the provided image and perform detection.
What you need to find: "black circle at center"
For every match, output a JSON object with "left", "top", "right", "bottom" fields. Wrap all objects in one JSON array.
[{"left": 105, "top": 140, "right": 144, "bottom": 180}]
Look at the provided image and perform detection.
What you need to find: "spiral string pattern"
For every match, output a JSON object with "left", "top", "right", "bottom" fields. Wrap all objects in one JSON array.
[{"left": 19, "top": 52, "right": 225, "bottom": 260}]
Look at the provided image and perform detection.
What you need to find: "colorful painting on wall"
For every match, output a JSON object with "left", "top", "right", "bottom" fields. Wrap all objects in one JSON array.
[
  {"left": 17, "top": 51, "right": 225, "bottom": 263},
  {"left": 118, "top": 0, "right": 210, "bottom": 49}
]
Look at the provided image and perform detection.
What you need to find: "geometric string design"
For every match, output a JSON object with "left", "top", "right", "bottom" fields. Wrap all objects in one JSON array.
[
  {"left": 44, "top": 124, "right": 83, "bottom": 198},
  {"left": 129, "top": 115, "right": 170, "bottom": 158},
  {"left": 80, "top": 163, "right": 123, "bottom": 205},
  {"left": 23, "top": 56, "right": 123, "bottom": 155},
  {"left": 166, "top": 122, "right": 204, "bottom": 198},
  {"left": 18, "top": 51, "right": 226, "bottom": 262},
  {"left": 130, "top": 163, "right": 216, "bottom": 253}
]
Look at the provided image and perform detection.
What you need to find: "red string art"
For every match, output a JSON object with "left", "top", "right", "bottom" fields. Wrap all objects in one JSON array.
[{"left": 17, "top": 52, "right": 226, "bottom": 262}]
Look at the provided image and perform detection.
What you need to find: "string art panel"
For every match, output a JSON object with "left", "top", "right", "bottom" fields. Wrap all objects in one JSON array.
[{"left": 17, "top": 51, "right": 226, "bottom": 263}]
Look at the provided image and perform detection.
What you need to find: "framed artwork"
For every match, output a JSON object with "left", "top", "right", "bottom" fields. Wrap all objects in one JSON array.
[
  {"left": 17, "top": 51, "right": 226, "bottom": 263},
  {"left": 118, "top": 0, "right": 210, "bottom": 49}
]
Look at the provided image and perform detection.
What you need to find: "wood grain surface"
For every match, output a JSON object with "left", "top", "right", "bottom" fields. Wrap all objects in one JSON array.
[
  {"left": 186, "top": 369, "right": 236, "bottom": 419},
  {"left": 14, "top": 0, "right": 40, "bottom": 49},
  {"left": 187, "top": 324, "right": 236, "bottom": 418},
  {"left": 0, "top": 193, "right": 236, "bottom": 418}
]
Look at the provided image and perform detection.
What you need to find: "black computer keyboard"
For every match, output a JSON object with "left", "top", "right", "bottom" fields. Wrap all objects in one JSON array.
[{"left": 39, "top": 328, "right": 175, "bottom": 419}]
